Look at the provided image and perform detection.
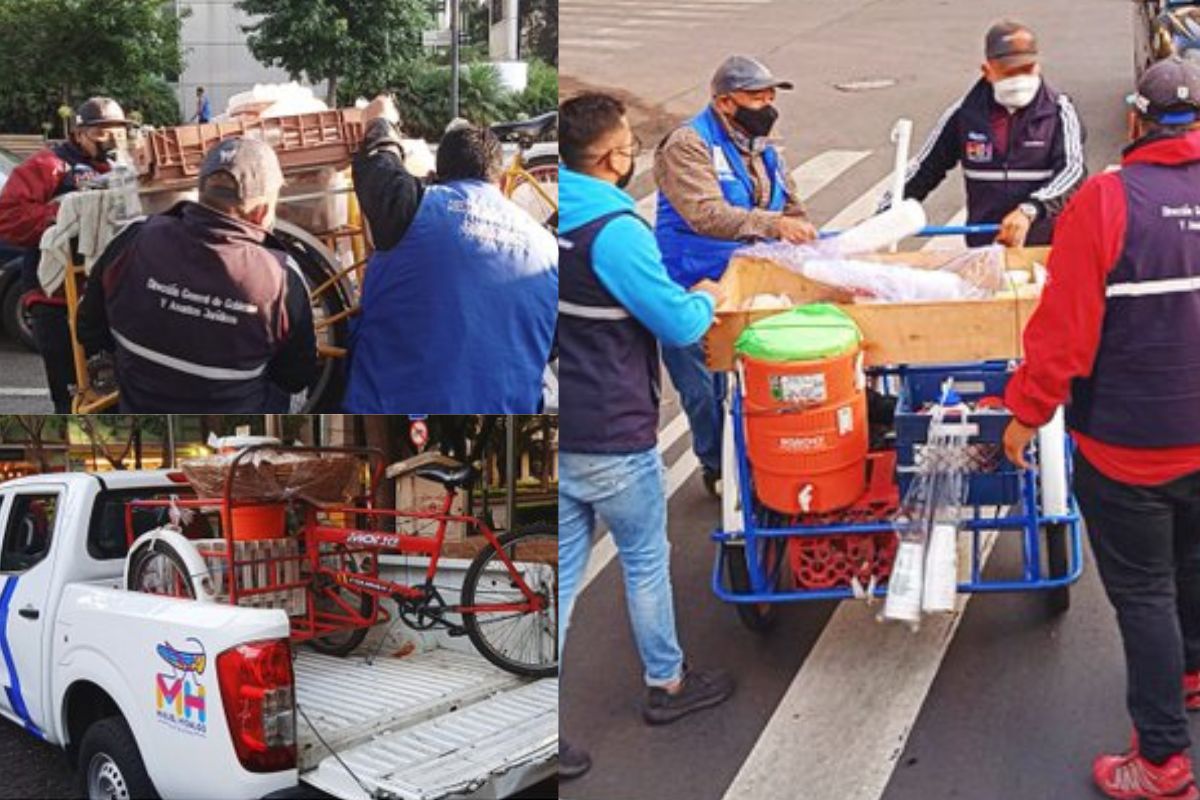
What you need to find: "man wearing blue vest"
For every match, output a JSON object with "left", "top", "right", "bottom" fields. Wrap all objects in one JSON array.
[
  {"left": 655, "top": 55, "right": 816, "bottom": 495},
  {"left": 559, "top": 91, "right": 736, "bottom": 781},
  {"left": 344, "top": 96, "right": 557, "bottom": 412},
  {"left": 1003, "top": 58, "right": 1200, "bottom": 799}
]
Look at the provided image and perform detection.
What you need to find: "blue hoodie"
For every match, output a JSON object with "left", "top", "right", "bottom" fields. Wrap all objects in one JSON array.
[{"left": 560, "top": 166, "right": 714, "bottom": 347}]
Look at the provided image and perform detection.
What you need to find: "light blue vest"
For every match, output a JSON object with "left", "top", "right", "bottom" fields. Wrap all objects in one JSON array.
[
  {"left": 655, "top": 106, "right": 787, "bottom": 287},
  {"left": 344, "top": 180, "right": 557, "bottom": 412}
]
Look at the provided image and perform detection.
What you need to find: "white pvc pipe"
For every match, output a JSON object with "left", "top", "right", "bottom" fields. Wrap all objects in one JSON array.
[
  {"left": 1038, "top": 408, "right": 1069, "bottom": 517},
  {"left": 888, "top": 118, "right": 913, "bottom": 253},
  {"left": 722, "top": 369, "right": 742, "bottom": 536}
]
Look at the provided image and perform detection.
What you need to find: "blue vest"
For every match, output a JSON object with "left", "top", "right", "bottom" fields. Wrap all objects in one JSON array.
[
  {"left": 344, "top": 180, "right": 557, "bottom": 412},
  {"left": 1067, "top": 160, "right": 1200, "bottom": 446},
  {"left": 655, "top": 106, "right": 787, "bottom": 287},
  {"left": 559, "top": 211, "right": 660, "bottom": 454}
]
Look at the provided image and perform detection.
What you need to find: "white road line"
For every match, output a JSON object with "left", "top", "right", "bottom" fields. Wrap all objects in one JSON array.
[
  {"left": 560, "top": 36, "right": 641, "bottom": 51},
  {"left": 824, "top": 174, "right": 894, "bottom": 231},
  {"left": 722, "top": 532, "right": 1000, "bottom": 800},
  {"left": 792, "top": 149, "right": 871, "bottom": 200},
  {"left": 635, "top": 148, "right": 873, "bottom": 228},
  {"left": 0, "top": 387, "right": 50, "bottom": 397}
]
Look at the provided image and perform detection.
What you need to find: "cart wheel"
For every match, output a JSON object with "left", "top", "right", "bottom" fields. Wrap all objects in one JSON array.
[
  {"left": 724, "top": 539, "right": 785, "bottom": 633},
  {"left": 1043, "top": 522, "right": 1071, "bottom": 615}
]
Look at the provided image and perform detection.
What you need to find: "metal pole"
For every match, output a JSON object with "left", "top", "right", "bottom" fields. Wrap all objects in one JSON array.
[
  {"left": 505, "top": 415, "right": 516, "bottom": 533},
  {"left": 164, "top": 415, "right": 176, "bottom": 468},
  {"left": 450, "top": 0, "right": 461, "bottom": 120}
]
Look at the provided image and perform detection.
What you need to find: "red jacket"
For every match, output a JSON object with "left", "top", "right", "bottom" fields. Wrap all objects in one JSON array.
[
  {"left": 0, "top": 142, "right": 108, "bottom": 248},
  {"left": 1004, "top": 130, "right": 1200, "bottom": 485}
]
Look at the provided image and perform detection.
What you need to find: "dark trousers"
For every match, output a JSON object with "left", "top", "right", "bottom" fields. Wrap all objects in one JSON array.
[
  {"left": 30, "top": 303, "right": 73, "bottom": 413},
  {"left": 1074, "top": 452, "right": 1200, "bottom": 762}
]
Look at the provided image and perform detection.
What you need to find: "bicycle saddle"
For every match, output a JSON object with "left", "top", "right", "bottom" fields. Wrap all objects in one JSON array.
[
  {"left": 491, "top": 111, "right": 558, "bottom": 142},
  {"left": 415, "top": 462, "right": 475, "bottom": 489}
]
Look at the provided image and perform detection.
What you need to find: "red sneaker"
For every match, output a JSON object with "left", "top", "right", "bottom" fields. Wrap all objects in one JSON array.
[
  {"left": 1185, "top": 672, "right": 1200, "bottom": 712},
  {"left": 1093, "top": 747, "right": 1199, "bottom": 799}
]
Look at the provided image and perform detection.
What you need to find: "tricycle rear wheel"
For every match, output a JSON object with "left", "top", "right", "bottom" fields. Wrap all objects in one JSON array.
[
  {"left": 724, "top": 538, "right": 786, "bottom": 633},
  {"left": 1043, "top": 522, "right": 1071, "bottom": 615}
]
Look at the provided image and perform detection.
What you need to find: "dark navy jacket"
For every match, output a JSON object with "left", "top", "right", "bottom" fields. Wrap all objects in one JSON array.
[
  {"left": 1067, "top": 155, "right": 1200, "bottom": 447},
  {"left": 559, "top": 167, "right": 715, "bottom": 454},
  {"left": 889, "top": 78, "right": 1086, "bottom": 246}
]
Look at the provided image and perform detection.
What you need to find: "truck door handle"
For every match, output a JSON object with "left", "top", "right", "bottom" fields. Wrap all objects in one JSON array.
[{"left": 17, "top": 607, "right": 38, "bottom": 620}]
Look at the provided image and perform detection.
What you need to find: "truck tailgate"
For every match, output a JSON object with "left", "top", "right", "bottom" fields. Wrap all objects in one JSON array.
[{"left": 294, "top": 649, "right": 556, "bottom": 800}]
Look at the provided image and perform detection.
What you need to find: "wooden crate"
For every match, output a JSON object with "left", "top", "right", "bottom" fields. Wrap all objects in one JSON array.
[{"left": 703, "top": 246, "right": 1048, "bottom": 371}]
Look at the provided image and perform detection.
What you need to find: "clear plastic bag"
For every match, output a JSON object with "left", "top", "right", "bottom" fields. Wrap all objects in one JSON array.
[
  {"left": 882, "top": 383, "right": 973, "bottom": 628},
  {"left": 734, "top": 241, "right": 1007, "bottom": 302}
]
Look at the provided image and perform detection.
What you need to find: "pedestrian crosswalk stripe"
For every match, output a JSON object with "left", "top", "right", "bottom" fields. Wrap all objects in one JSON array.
[
  {"left": 561, "top": 36, "right": 640, "bottom": 52},
  {"left": 634, "top": 148, "right": 874, "bottom": 227},
  {"left": 824, "top": 173, "right": 894, "bottom": 231}
]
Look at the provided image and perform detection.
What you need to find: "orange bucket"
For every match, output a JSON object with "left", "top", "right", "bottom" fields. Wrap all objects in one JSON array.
[{"left": 229, "top": 503, "right": 287, "bottom": 541}]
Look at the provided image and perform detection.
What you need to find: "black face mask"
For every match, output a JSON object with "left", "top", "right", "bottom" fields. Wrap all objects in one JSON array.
[
  {"left": 616, "top": 158, "right": 635, "bottom": 189},
  {"left": 732, "top": 103, "right": 779, "bottom": 138}
]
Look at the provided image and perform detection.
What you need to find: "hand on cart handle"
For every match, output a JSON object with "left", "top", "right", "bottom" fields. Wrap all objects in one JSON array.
[
  {"left": 691, "top": 278, "right": 727, "bottom": 309},
  {"left": 1003, "top": 418, "right": 1037, "bottom": 470}
]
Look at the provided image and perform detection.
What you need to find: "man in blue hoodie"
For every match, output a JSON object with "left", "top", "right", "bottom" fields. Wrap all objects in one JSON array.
[{"left": 558, "top": 91, "right": 736, "bottom": 781}]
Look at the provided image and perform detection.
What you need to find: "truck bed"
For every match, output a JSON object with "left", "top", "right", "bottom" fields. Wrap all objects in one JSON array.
[{"left": 294, "top": 649, "right": 556, "bottom": 800}]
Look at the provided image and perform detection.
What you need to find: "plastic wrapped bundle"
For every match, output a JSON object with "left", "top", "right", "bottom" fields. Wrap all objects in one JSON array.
[
  {"left": 734, "top": 242, "right": 1007, "bottom": 302},
  {"left": 180, "top": 450, "right": 362, "bottom": 507}
]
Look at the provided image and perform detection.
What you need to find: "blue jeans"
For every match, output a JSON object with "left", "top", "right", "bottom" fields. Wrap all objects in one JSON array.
[
  {"left": 661, "top": 342, "right": 725, "bottom": 474},
  {"left": 559, "top": 449, "right": 685, "bottom": 687}
]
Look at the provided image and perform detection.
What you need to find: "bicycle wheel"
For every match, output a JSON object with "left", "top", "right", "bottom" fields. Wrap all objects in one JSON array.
[
  {"left": 307, "top": 547, "right": 376, "bottom": 656},
  {"left": 460, "top": 525, "right": 558, "bottom": 678},
  {"left": 127, "top": 539, "right": 198, "bottom": 599},
  {"left": 506, "top": 155, "right": 558, "bottom": 230},
  {"left": 272, "top": 222, "right": 353, "bottom": 412}
]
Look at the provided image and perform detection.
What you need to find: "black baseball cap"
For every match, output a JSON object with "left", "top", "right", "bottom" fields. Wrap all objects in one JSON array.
[
  {"left": 75, "top": 97, "right": 130, "bottom": 128},
  {"left": 711, "top": 55, "right": 794, "bottom": 96},
  {"left": 1133, "top": 56, "right": 1200, "bottom": 125},
  {"left": 199, "top": 137, "right": 285, "bottom": 205},
  {"left": 985, "top": 21, "right": 1039, "bottom": 69}
]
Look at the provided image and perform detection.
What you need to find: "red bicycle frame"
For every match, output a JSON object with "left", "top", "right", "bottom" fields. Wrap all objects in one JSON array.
[{"left": 124, "top": 444, "right": 549, "bottom": 645}]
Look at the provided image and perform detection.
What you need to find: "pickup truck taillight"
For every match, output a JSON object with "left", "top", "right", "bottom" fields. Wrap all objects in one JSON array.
[{"left": 217, "top": 639, "right": 297, "bottom": 773}]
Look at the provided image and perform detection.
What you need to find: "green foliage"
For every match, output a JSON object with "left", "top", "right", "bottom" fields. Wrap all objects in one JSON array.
[
  {"left": 341, "top": 57, "right": 557, "bottom": 140},
  {"left": 520, "top": 0, "right": 557, "bottom": 66},
  {"left": 509, "top": 59, "right": 557, "bottom": 118},
  {"left": 237, "top": 0, "right": 433, "bottom": 105},
  {"left": 0, "top": 0, "right": 185, "bottom": 133}
]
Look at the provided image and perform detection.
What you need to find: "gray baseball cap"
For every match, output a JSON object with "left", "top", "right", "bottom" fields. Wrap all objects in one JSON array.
[
  {"left": 985, "top": 21, "right": 1039, "bottom": 69},
  {"left": 711, "top": 55, "right": 794, "bottom": 96},
  {"left": 1133, "top": 55, "right": 1200, "bottom": 123},
  {"left": 199, "top": 137, "right": 285, "bottom": 204}
]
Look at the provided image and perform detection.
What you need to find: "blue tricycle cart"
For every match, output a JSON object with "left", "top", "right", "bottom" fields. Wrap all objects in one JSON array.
[{"left": 710, "top": 238, "right": 1087, "bottom": 631}]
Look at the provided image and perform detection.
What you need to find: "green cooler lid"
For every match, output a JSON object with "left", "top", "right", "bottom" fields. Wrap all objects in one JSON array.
[{"left": 735, "top": 303, "right": 861, "bottom": 363}]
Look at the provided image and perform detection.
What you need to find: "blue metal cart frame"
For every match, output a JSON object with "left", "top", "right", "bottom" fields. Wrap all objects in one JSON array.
[{"left": 711, "top": 360, "right": 1086, "bottom": 615}]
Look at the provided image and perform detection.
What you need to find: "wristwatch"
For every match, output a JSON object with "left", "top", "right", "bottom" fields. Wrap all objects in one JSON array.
[{"left": 1018, "top": 201, "right": 1039, "bottom": 222}]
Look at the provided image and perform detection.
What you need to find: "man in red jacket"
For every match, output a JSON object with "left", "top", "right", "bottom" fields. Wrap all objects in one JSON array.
[
  {"left": 0, "top": 97, "right": 129, "bottom": 411},
  {"left": 1004, "top": 56, "right": 1200, "bottom": 800}
]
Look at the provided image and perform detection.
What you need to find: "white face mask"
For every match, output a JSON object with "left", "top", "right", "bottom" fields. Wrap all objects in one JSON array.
[{"left": 992, "top": 74, "right": 1041, "bottom": 111}]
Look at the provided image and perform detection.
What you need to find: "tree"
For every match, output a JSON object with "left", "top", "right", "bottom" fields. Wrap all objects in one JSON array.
[
  {"left": 520, "top": 0, "right": 556, "bottom": 66},
  {"left": 0, "top": 0, "right": 186, "bottom": 133},
  {"left": 237, "top": 0, "right": 433, "bottom": 107}
]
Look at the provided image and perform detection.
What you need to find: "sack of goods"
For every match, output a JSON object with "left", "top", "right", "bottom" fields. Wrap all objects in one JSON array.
[{"left": 735, "top": 303, "right": 868, "bottom": 514}]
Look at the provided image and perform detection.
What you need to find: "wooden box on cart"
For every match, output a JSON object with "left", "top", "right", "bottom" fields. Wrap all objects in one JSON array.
[{"left": 703, "top": 246, "right": 1049, "bottom": 371}]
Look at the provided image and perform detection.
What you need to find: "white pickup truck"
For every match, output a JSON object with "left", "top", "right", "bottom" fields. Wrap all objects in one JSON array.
[{"left": 0, "top": 469, "right": 557, "bottom": 800}]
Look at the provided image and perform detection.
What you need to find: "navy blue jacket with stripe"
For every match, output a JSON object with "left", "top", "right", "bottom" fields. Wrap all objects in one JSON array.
[{"left": 882, "top": 77, "right": 1086, "bottom": 246}]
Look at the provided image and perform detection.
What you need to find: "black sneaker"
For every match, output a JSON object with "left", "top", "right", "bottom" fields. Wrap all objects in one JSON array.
[
  {"left": 702, "top": 468, "right": 722, "bottom": 498},
  {"left": 559, "top": 739, "right": 592, "bottom": 780},
  {"left": 642, "top": 668, "right": 735, "bottom": 725}
]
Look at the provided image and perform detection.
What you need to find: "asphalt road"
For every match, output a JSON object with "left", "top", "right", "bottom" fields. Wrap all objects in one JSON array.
[
  {"left": 560, "top": 1, "right": 1151, "bottom": 799},
  {"left": 0, "top": 335, "right": 52, "bottom": 413}
]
